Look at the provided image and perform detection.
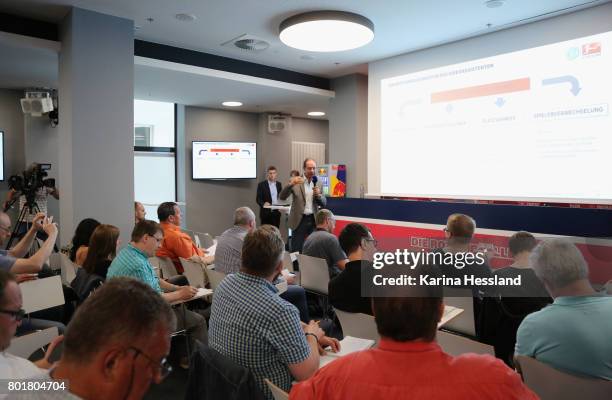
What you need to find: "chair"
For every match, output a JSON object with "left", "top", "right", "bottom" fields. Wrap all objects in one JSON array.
[
  {"left": 282, "top": 251, "right": 294, "bottom": 272},
  {"left": 436, "top": 330, "right": 494, "bottom": 357},
  {"left": 6, "top": 327, "right": 59, "bottom": 359},
  {"left": 180, "top": 257, "right": 208, "bottom": 288},
  {"left": 297, "top": 254, "right": 329, "bottom": 295},
  {"left": 20, "top": 275, "right": 65, "bottom": 314},
  {"left": 206, "top": 266, "right": 226, "bottom": 292},
  {"left": 48, "top": 252, "right": 62, "bottom": 271},
  {"left": 196, "top": 232, "right": 215, "bottom": 249},
  {"left": 56, "top": 252, "right": 77, "bottom": 285},
  {"left": 443, "top": 287, "right": 476, "bottom": 337},
  {"left": 264, "top": 379, "right": 289, "bottom": 400},
  {"left": 334, "top": 309, "right": 380, "bottom": 343},
  {"left": 150, "top": 256, "right": 177, "bottom": 278},
  {"left": 515, "top": 355, "right": 612, "bottom": 400}
]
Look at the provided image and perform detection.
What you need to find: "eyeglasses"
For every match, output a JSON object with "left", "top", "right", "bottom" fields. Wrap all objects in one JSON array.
[
  {"left": 148, "top": 235, "right": 163, "bottom": 243},
  {"left": 364, "top": 238, "right": 378, "bottom": 247},
  {"left": 0, "top": 308, "right": 26, "bottom": 321},
  {"left": 128, "top": 346, "right": 172, "bottom": 380}
]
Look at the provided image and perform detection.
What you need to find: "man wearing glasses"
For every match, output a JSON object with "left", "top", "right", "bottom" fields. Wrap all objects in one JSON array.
[
  {"left": 0, "top": 211, "right": 58, "bottom": 274},
  {"left": 0, "top": 270, "right": 62, "bottom": 378},
  {"left": 302, "top": 209, "right": 348, "bottom": 278},
  {"left": 329, "top": 223, "right": 378, "bottom": 315},
  {"left": 7, "top": 277, "right": 176, "bottom": 400}
]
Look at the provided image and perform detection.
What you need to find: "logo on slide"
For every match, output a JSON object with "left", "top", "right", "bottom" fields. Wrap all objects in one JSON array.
[
  {"left": 582, "top": 42, "right": 601, "bottom": 57},
  {"left": 566, "top": 47, "right": 580, "bottom": 60}
]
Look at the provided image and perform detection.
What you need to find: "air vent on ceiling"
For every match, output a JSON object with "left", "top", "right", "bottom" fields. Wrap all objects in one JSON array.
[{"left": 221, "top": 34, "right": 270, "bottom": 52}]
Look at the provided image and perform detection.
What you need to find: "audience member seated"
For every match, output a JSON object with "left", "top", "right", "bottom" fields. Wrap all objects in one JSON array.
[
  {"left": 69, "top": 218, "right": 100, "bottom": 266},
  {"left": 209, "top": 226, "right": 339, "bottom": 399},
  {"left": 215, "top": 207, "right": 310, "bottom": 322},
  {"left": 14, "top": 277, "right": 176, "bottom": 400},
  {"left": 0, "top": 212, "right": 58, "bottom": 274},
  {"left": 329, "top": 223, "right": 377, "bottom": 315},
  {"left": 0, "top": 270, "right": 63, "bottom": 378},
  {"left": 481, "top": 231, "right": 551, "bottom": 365},
  {"left": 71, "top": 224, "right": 120, "bottom": 303},
  {"left": 155, "top": 202, "right": 212, "bottom": 274},
  {"left": 135, "top": 201, "right": 147, "bottom": 224},
  {"left": 107, "top": 220, "right": 208, "bottom": 351},
  {"left": 302, "top": 209, "right": 348, "bottom": 278},
  {"left": 515, "top": 238, "right": 612, "bottom": 380},
  {"left": 290, "top": 266, "right": 538, "bottom": 400}
]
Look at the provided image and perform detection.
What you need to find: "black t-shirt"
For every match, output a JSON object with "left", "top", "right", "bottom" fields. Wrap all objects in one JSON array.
[{"left": 329, "top": 260, "right": 373, "bottom": 315}]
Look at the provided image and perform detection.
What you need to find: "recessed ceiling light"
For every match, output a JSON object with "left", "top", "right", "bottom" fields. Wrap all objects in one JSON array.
[
  {"left": 222, "top": 101, "right": 243, "bottom": 107},
  {"left": 484, "top": 0, "right": 505, "bottom": 8},
  {"left": 308, "top": 111, "right": 325, "bottom": 117},
  {"left": 279, "top": 11, "right": 374, "bottom": 52},
  {"left": 175, "top": 13, "right": 197, "bottom": 22}
]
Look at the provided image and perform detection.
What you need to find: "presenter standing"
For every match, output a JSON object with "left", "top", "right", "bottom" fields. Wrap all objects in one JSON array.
[
  {"left": 279, "top": 158, "right": 326, "bottom": 252},
  {"left": 256, "top": 166, "right": 283, "bottom": 228}
]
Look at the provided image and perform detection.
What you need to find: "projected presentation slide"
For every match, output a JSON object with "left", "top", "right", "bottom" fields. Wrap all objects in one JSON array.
[
  {"left": 192, "top": 141, "right": 256, "bottom": 179},
  {"left": 380, "top": 31, "right": 612, "bottom": 203}
]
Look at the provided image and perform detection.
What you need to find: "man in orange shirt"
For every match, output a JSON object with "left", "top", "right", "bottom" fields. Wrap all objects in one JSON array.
[
  {"left": 290, "top": 265, "right": 537, "bottom": 400},
  {"left": 156, "top": 202, "right": 213, "bottom": 273}
]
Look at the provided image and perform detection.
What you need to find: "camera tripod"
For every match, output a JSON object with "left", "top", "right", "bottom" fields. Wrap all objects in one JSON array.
[{"left": 4, "top": 193, "right": 42, "bottom": 251}]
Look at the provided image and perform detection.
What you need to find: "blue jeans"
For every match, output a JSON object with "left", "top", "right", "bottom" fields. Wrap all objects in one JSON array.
[{"left": 280, "top": 285, "right": 310, "bottom": 323}]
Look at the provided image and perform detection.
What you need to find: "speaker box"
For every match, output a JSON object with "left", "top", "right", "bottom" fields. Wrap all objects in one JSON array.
[
  {"left": 268, "top": 115, "right": 290, "bottom": 133},
  {"left": 20, "top": 97, "right": 54, "bottom": 117}
]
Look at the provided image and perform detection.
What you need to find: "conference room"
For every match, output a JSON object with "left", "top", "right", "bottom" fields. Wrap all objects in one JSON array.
[{"left": 1, "top": 1, "right": 611, "bottom": 399}]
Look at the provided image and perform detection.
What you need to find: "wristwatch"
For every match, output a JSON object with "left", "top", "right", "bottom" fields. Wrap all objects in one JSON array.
[{"left": 305, "top": 332, "right": 319, "bottom": 343}]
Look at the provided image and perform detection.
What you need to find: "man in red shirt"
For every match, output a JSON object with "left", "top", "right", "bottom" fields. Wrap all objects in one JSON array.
[
  {"left": 290, "top": 266, "right": 537, "bottom": 400},
  {"left": 156, "top": 202, "right": 212, "bottom": 273}
]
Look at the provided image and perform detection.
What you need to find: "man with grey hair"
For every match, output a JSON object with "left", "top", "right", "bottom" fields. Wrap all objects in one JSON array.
[
  {"left": 302, "top": 209, "right": 348, "bottom": 278},
  {"left": 215, "top": 207, "right": 256, "bottom": 275},
  {"left": 214, "top": 207, "right": 310, "bottom": 322},
  {"left": 10, "top": 277, "right": 176, "bottom": 400},
  {"left": 515, "top": 238, "right": 612, "bottom": 380}
]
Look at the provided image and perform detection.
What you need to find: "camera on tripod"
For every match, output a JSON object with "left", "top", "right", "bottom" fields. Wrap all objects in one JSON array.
[{"left": 7, "top": 163, "right": 55, "bottom": 210}]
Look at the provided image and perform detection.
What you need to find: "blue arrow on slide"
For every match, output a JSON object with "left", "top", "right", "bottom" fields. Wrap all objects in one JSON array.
[
  {"left": 542, "top": 75, "right": 581, "bottom": 96},
  {"left": 494, "top": 97, "right": 506, "bottom": 107}
]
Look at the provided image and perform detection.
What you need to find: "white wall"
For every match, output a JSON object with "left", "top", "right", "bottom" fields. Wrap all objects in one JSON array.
[
  {"left": 0, "top": 90, "right": 25, "bottom": 222},
  {"left": 368, "top": 2, "right": 612, "bottom": 195}
]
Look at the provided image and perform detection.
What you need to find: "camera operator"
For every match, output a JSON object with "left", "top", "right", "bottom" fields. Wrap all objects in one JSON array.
[
  {"left": 0, "top": 211, "right": 58, "bottom": 274},
  {"left": 3, "top": 162, "right": 59, "bottom": 240}
]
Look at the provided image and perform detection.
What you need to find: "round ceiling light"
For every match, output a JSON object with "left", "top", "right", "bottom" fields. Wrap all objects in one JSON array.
[
  {"left": 222, "top": 101, "right": 242, "bottom": 107},
  {"left": 308, "top": 111, "right": 326, "bottom": 117},
  {"left": 279, "top": 11, "right": 374, "bottom": 52}
]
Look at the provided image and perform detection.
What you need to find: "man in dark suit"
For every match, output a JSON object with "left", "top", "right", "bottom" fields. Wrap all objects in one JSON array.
[{"left": 256, "top": 166, "right": 283, "bottom": 228}]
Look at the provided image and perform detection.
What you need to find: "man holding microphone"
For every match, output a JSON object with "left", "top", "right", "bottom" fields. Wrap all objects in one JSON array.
[{"left": 279, "top": 158, "right": 326, "bottom": 253}]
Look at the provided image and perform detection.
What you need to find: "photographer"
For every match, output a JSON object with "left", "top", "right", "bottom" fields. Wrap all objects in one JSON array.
[{"left": 3, "top": 162, "right": 59, "bottom": 240}]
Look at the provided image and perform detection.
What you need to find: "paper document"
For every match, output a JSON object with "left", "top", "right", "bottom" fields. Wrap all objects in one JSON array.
[
  {"left": 327, "top": 336, "right": 375, "bottom": 358},
  {"left": 438, "top": 305, "right": 464, "bottom": 328}
]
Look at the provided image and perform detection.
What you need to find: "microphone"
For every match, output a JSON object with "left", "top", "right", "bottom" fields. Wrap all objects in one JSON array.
[{"left": 312, "top": 175, "right": 318, "bottom": 185}]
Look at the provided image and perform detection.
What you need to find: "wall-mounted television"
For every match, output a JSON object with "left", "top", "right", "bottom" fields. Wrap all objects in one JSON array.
[{"left": 192, "top": 141, "right": 257, "bottom": 180}]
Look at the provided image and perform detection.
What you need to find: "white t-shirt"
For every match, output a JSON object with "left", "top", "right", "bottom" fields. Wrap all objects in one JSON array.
[
  {"left": 0, "top": 352, "right": 43, "bottom": 399},
  {"left": 303, "top": 179, "right": 314, "bottom": 215}
]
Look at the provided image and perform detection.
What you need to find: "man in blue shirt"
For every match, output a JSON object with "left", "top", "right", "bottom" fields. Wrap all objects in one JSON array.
[
  {"left": 209, "top": 225, "right": 339, "bottom": 399},
  {"left": 108, "top": 220, "right": 208, "bottom": 350},
  {"left": 256, "top": 166, "right": 283, "bottom": 228},
  {"left": 515, "top": 238, "right": 612, "bottom": 380}
]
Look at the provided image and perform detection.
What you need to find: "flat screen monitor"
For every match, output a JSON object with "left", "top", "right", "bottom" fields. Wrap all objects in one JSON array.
[{"left": 192, "top": 141, "right": 257, "bottom": 180}]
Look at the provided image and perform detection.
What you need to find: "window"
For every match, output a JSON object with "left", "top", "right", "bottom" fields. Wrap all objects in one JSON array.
[{"left": 134, "top": 100, "right": 176, "bottom": 221}]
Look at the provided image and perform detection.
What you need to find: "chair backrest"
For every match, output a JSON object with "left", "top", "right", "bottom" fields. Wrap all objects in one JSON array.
[
  {"left": 335, "top": 309, "right": 380, "bottom": 343},
  {"left": 515, "top": 355, "right": 612, "bottom": 400},
  {"left": 48, "top": 252, "right": 62, "bottom": 271},
  {"left": 436, "top": 330, "right": 494, "bottom": 357},
  {"left": 6, "top": 327, "right": 59, "bottom": 359},
  {"left": 297, "top": 254, "right": 329, "bottom": 295},
  {"left": 152, "top": 256, "right": 177, "bottom": 278},
  {"left": 57, "top": 252, "right": 77, "bottom": 285},
  {"left": 282, "top": 252, "right": 294, "bottom": 272},
  {"left": 180, "top": 258, "right": 206, "bottom": 288},
  {"left": 443, "top": 287, "right": 476, "bottom": 337},
  {"left": 206, "top": 266, "right": 226, "bottom": 292},
  {"left": 20, "top": 275, "right": 65, "bottom": 314},
  {"left": 70, "top": 268, "right": 104, "bottom": 304},
  {"left": 264, "top": 379, "right": 289, "bottom": 400},
  {"left": 196, "top": 232, "right": 215, "bottom": 249}
]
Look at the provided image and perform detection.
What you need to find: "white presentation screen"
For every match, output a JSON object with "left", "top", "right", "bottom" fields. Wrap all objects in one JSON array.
[
  {"left": 192, "top": 141, "right": 257, "bottom": 179},
  {"left": 380, "top": 31, "right": 612, "bottom": 203}
]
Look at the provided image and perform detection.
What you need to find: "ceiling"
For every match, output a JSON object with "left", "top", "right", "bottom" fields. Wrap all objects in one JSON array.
[
  {"left": 0, "top": 0, "right": 609, "bottom": 78},
  {"left": 0, "top": 0, "right": 610, "bottom": 118}
]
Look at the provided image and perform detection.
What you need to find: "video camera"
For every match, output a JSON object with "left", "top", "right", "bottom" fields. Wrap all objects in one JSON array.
[{"left": 7, "top": 163, "right": 55, "bottom": 210}]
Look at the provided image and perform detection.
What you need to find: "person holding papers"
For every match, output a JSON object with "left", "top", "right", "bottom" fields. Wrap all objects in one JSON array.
[
  {"left": 209, "top": 226, "right": 339, "bottom": 400},
  {"left": 107, "top": 220, "right": 207, "bottom": 359},
  {"left": 290, "top": 265, "right": 537, "bottom": 400},
  {"left": 256, "top": 165, "right": 283, "bottom": 228}
]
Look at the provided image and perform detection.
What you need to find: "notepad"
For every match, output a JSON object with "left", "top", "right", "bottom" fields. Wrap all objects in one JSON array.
[
  {"left": 438, "top": 305, "right": 464, "bottom": 328},
  {"left": 327, "top": 336, "right": 375, "bottom": 358}
]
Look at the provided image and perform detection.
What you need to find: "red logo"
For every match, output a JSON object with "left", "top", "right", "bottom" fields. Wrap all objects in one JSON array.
[{"left": 582, "top": 42, "right": 601, "bottom": 56}]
